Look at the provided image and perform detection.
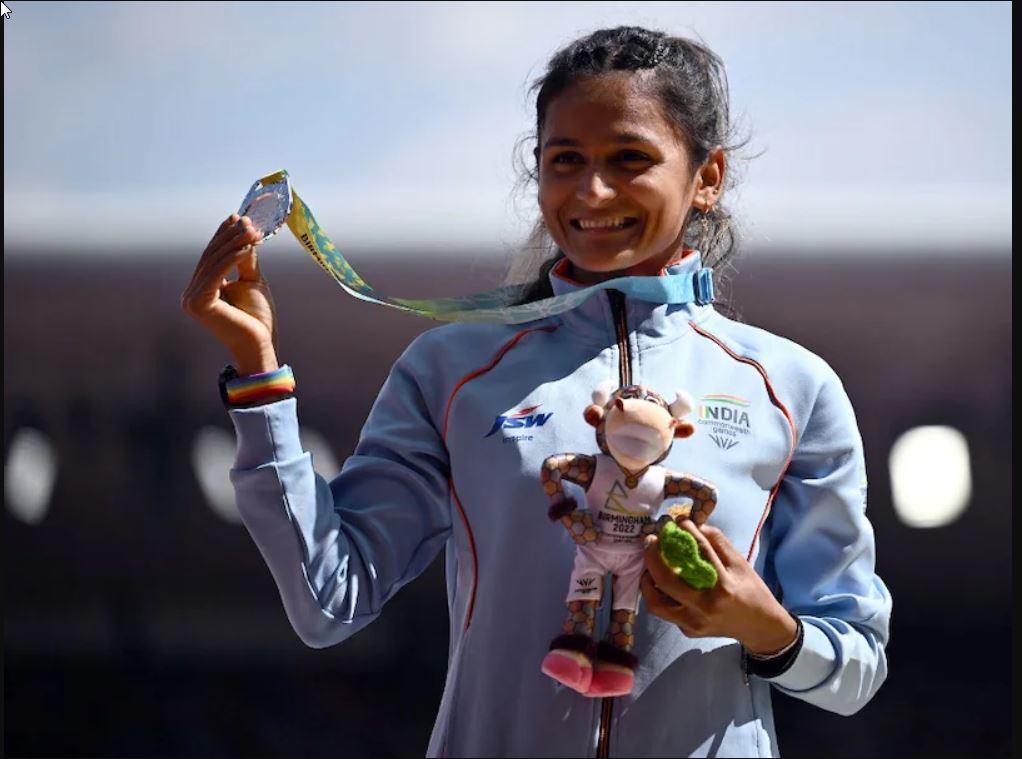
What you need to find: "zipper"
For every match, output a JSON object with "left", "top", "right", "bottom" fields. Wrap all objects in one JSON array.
[
  {"left": 597, "top": 698, "right": 614, "bottom": 758},
  {"left": 608, "top": 289, "right": 632, "bottom": 388},
  {"left": 595, "top": 289, "right": 631, "bottom": 759}
]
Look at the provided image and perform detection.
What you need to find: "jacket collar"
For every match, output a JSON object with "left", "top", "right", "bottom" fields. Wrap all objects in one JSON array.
[{"left": 546, "top": 251, "right": 715, "bottom": 344}]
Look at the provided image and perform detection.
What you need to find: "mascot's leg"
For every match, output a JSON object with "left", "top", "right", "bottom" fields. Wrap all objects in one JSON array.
[
  {"left": 542, "top": 547, "right": 602, "bottom": 694},
  {"left": 587, "top": 555, "right": 643, "bottom": 697},
  {"left": 541, "top": 599, "right": 598, "bottom": 693},
  {"left": 587, "top": 608, "right": 639, "bottom": 697}
]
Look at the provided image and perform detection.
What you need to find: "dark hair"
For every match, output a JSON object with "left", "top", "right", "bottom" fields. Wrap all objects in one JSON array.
[{"left": 508, "top": 26, "right": 750, "bottom": 310}]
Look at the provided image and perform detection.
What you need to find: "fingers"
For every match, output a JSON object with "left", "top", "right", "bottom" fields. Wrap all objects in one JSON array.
[
  {"left": 640, "top": 571, "right": 674, "bottom": 611},
  {"left": 640, "top": 572, "right": 707, "bottom": 634},
  {"left": 183, "top": 216, "right": 263, "bottom": 315},
  {"left": 184, "top": 245, "right": 249, "bottom": 312},
  {"left": 698, "top": 523, "right": 744, "bottom": 568},
  {"left": 200, "top": 217, "right": 262, "bottom": 279},
  {"left": 236, "top": 234, "right": 264, "bottom": 281},
  {"left": 207, "top": 213, "right": 240, "bottom": 247},
  {"left": 198, "top": 215, "right": 253, "bottom": 273},
  {"left": 201, "top": 215, "right": 259, "bottom": 263},
  {"left": 187, "top": 220, "right": 246, "bottom": 292}
]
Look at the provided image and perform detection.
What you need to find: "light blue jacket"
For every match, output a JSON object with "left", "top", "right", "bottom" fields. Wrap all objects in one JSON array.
[{"left": 228, "top": 254, "right": 891, "bottom": 757}]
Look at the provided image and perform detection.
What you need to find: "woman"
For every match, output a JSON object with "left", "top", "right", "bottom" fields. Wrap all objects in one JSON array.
[{"left": 182, "top": 25, "right": 891, "bottom": 758}]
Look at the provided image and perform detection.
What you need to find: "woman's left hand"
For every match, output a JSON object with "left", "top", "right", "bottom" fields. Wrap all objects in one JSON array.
[{"left": 640, "top": 520, "right": 798, "bottom": 655}]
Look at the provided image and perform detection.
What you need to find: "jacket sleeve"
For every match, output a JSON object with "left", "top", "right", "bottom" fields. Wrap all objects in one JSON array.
[
  {"left": 227, "top": 350, "right": 453, "bottom": 649},
  {"left": 761, "top": 366, "right": 892, "bottom": 715}
]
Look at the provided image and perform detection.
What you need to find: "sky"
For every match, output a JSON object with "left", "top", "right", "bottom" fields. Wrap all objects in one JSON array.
[{"left": 2, "top": 1, "right": 1013, "bottom": 257}]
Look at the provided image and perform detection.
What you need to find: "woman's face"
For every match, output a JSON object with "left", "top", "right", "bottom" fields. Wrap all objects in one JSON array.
[{"left": 537, "top": 71, "right": 720, "bottom": 285}]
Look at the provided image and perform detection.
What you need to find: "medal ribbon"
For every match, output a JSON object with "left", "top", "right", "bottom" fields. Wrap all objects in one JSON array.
[{"left": 250, "top": 170, "right": 715, "bottom": 324}]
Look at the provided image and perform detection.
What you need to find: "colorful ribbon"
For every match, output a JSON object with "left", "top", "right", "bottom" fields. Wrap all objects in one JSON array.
[{"left": 241, "top": 170, "right": 714, "bottom": 325}]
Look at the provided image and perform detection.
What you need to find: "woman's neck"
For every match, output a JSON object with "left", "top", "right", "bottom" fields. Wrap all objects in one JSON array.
[{"left": 566, "top": 248, "right": 694, "bottom": 286}]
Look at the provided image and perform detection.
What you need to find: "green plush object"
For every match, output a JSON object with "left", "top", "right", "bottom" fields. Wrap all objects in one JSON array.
[{"left": 658, "top": 521, "right": 718, "bottom": 589}]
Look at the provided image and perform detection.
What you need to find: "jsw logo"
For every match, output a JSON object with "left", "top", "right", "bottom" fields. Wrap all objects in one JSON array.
[{"left": 484, "top": 404, "right": 554, "bottom": 437}]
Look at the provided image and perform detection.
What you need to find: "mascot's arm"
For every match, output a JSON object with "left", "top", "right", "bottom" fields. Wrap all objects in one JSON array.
[
  {"left": 661, "top": 472, "right": 718, "bottom": 525},
  {"left": 541, "top": 453, "right": 600, "bottom": 542}
]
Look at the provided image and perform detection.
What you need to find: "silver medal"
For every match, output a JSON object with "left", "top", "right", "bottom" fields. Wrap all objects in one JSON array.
[{"left": 237, "top": 173, "right": 293, "bottom": 240}]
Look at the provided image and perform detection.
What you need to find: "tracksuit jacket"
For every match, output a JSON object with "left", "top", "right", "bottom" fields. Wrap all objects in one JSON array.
[{"left": 228, "top": 253, "right": 892, "bottom": 757}]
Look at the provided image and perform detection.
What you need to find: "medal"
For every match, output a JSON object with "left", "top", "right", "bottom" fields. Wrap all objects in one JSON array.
[{"left": 623, "top": 466, "right": 650, "bottom": 489}]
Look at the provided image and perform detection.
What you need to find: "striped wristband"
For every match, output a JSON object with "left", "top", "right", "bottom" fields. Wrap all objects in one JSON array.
[{"left": 221, "top": 364, "right": 296, "bottom": 408}]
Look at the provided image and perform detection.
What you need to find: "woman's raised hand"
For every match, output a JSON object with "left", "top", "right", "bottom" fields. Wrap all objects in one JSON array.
[{"left": 181, "top": 214, "right": 280, "bottom": 376}]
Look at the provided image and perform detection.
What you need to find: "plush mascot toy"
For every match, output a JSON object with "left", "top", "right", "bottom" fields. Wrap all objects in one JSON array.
[{"left": 539, "top": 382, "right": 719, "bottom": 697}]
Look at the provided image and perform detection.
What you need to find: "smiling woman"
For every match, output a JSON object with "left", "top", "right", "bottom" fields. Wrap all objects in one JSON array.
[
  {"left": 182, "top": 24, "right": 891, "bottom": 759},
  {"left": 536, "top": 69, "right": 725, "bottom": 284},
  {"left": 507, "top": 33, "right": 745, "bottom": 307}
]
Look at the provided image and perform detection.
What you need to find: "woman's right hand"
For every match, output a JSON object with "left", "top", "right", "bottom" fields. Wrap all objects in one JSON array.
[{"left": 181, "top": 214, "right": 280, "bottom": 376}]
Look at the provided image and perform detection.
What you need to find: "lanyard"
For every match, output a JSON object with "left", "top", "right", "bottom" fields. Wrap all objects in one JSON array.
[{"left": 239, "top": 170, "right": 715, "bottom": 325}]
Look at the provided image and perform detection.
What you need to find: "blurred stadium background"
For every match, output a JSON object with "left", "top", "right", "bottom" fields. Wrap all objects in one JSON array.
[{"left": 4, "top": 2, "right": 1011, "bottom": 757}]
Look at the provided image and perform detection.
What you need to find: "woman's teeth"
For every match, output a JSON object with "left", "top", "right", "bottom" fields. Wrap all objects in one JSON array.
[{"left": 572, "top": 217, "right": 638, "bottom": 231}]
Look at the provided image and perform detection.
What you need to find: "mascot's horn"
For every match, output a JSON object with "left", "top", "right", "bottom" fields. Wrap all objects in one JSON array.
[
  {"left": 592, "top": 380, "right": 617, "bottom": 407},
  {"left": 670, "top": 390, "right": 695, "bottom": 419}
]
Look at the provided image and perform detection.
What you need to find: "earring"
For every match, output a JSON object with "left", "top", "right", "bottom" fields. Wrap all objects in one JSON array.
[{"left": 700, "top": 205, "right": 712, "bottom": 241}]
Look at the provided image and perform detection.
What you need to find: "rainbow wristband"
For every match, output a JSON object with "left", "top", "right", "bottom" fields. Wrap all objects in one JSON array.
[{"left": 224, "top": 364, "right": 296, "bottom": 407}]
